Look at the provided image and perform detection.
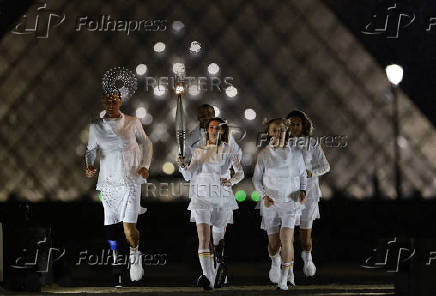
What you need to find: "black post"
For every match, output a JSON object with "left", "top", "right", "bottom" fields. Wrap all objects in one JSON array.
[{"left": 391, "top": 84, "right": 402, "bottom": 199}]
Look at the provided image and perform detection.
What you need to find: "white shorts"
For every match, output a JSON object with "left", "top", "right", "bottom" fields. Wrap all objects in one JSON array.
[
  {"left": 261, "top": 206, "right": 299, "bottom": 235},
  {"left": 100, "top": 184, "right": 146, "bottom": 225},
  {"left": 190, "top": 208, "right": 234, "bottom": 228},
  {"left": 296, "top": 200, "right": 320, "bottom": 229}
]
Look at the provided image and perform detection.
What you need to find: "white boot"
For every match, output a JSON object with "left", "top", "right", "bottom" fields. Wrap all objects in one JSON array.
[
  {"left": 301, "top": 251, "right": 316, "bottom": 277},
  {"left": 268, "top": 252, "right": 281, "bottom": 283},
  {"left": 129, "top": 246, "right": 144, "bottom": 281}
]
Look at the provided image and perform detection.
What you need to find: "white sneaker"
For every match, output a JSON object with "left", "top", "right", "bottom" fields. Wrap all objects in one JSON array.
[
  {"left": 276, "top": 274, "right": 288, "bottom": 291},
  {"left": 303, "top": 260, "right": 316, "bottom": 277},
  {"left": 129, "top": 250, "right": 144, "bottom": 281},
  {"left": 287, "top": 270, "right": 295, "bottom": 286},
  {"left": 268, "top": 256, "right": 281, "bottom": 283}
]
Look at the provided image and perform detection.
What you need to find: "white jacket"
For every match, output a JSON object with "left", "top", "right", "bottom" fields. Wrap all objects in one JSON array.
[
  {"left": 179, "top": 142, "right": 244, "bottom": 209},
  {"left": 293, "top": 137, "right": 330, "bottom": 201},
  {"left": 86, "top": 112, "right": 153, "bottom": 190},
  {"left": 252, "top": 144, "right": 307, "bottom": 204}
]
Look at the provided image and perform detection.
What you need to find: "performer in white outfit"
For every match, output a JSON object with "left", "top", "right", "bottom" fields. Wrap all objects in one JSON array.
[
  {"left": 287, "top": 110, "right": 330, "bottom": 278},
  {"left": 184, "top": 104, "right": 242, "bottom": 287},
  {"left": 252, "top": 118, "right": 307, "bottom": 291},
  {"left": 177, "top": 117, "right": 244, "bottom": 290},
  {"left": 85, "top": 89, "right": 152, "bottom": 283}
]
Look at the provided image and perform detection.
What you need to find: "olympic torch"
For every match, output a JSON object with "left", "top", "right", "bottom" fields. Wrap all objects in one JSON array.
[{"left": 175, "top": 82, "right": 185, "bottom": 157}]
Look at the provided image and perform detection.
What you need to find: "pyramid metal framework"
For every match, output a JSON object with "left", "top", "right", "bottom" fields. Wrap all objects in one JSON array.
[{"left": 0, "top": 0, "right": 435, "bottom": 202}]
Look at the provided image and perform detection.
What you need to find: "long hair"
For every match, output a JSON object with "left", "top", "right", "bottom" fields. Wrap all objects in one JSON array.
[
  {"left": 286, "top": 110, "right": 313, "bottom": 136},
  {"left": 206, "top": 117, "right": 229, "bottom": 145}
]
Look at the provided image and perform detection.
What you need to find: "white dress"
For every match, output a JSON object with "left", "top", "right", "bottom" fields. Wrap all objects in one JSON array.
[
  {"left": 293, "top": 137, "right": 330, "bottom": 225},
  {"left": 252, "top": 144, "right": 307, "bottom": 232},
  {"left": 86, "top": 112, "right": 153, "bottom": 225},
  {"left": 179, "top": 142, "right": 244, "bottom": 226}
]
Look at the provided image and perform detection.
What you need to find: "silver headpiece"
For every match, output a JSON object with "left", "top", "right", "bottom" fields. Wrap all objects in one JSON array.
[{"left": 102, "top": 67, "right": 137, "bottom": 101}]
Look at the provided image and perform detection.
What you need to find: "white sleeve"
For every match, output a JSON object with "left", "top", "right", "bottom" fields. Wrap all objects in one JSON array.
[
  {"left": 229, "top": 152, "right": 244, "bottom": 185},
  {"left": 252, "top": 152, "right": 266, "bottom": 197},
  {"left": 311, "top": 145, "right": 330, "bottom": 177},
  {"left": 229, "top": 135, "right": 243, "bottom": 161},
  {"left": 297, "top": 152, "right": 307, "bottom": 191},
  {"left": 135, "top": 119, "right": 153, "bottom": 169},
  {"left": 85, "top": 124, "right": 98, "bottom": 167},
  {"left": 179, "top": 149, "right": 200, "bottom": 181}
]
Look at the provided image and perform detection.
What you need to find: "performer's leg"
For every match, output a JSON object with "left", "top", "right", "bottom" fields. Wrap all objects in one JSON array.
[
  {"left": 267, "top": 231, "right": 281, "bottom": 284},
  {"left": 300, "top": 222, "right": 316, "bottom": 277},
  {"left": 123, "top": 222, "right": 140, "bottom": 248},
  {"left": 123, "top": 222, "right": 143, "bottom": 281},
  {"left": 277, "top": 227, "right": 294, "bottom": 290},
  {"left": 196, "top": 223, "right": 213, "bottom": 289},
  {"left": 105, "top": 223, "right": 124, "bottom": 287},
  {"left": 212, "top": 226, "right": 227, "bottom": 288}
]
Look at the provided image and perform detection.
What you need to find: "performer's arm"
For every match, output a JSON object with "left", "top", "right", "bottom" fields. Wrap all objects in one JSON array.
[
  {"left": 311, "top": 145, "right": 330, "bottom": 177},
  {"left": 297, "top": 152, "right": 307, "bottom": 203},
  {"left": 229, "top": 135, "right": 243, "bottom": 161},
  {"left": 298, "top": 152, "right": 307, "bottom": 191},
  {"left": 135, "top": 119, "right": 153, "bottom": 170},
  {"left": 178, "top": 149, "right": 199, "bottom": 181},
  {"left": 228, "top": 153, "right": 244, "bottom": 185},
  {"left": 252, "top": 153, "right": 266, "bottom": 197},
  {"left": 86, "top": 124, "right": 98, "bottom": 167},
  {"left": 85, "top": 124, "right": 98, "bottom": 177}
]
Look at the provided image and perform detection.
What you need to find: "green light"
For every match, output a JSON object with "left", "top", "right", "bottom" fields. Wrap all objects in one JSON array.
[
  {"left": 235, "top": 190, "right": 246, "bottom": 202},
  {"left": 251, "top": 190, "right": 260, "bottom": 202},
  {"left": 98, "top": 192, "right": 102, "bottom": 202}
]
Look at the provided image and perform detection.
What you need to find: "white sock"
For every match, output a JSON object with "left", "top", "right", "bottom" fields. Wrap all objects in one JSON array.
[
  {"left": 198, "top": 249, "right": 211, "bottom": 276},
  {"left": 302, "top": 250, "right": 312, "bottom": 262},
  {"left": 212, "top": 227, "right": 225, "bottom": 246},
  {"left": 130, "top": 245, "right": 139, "bottom": 253},
  {"left": 281, "top": 262, "right": 291, "bottom": 279},
  {"left": 269, "top": 251, "right": 281, "bottom": 266}
]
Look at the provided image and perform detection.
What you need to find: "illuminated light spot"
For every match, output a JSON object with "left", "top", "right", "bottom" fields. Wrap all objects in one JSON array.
[
  {"left": 251, "top": 190, "right": 260, "bottom": 202},
  {"left": 162, "top": 162, "right": 175, "bottom": 175},
  {"left": 235, "top": 190, "right": 246, "bottom": 202}
]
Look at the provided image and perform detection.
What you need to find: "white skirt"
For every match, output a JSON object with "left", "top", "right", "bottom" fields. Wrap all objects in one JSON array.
[{"left": 100, "top": 183, "right": 146, "bottom": 225}]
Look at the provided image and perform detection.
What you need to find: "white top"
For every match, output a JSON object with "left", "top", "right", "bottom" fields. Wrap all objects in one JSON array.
[
  {"left": 252, "top": 144, "right": 307, "bottom": 208},
  {"left": 293, "top": 137, "right": 330, "bottom": 201},
  {"left": 185, "top": 126, "right": 242, "bottom": 163},
  {"left": 86, "top": 112, "right": 153, "bottom": 190},
  {"left": 179, "top": 142, "right": 244, "bottom": 210}
]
